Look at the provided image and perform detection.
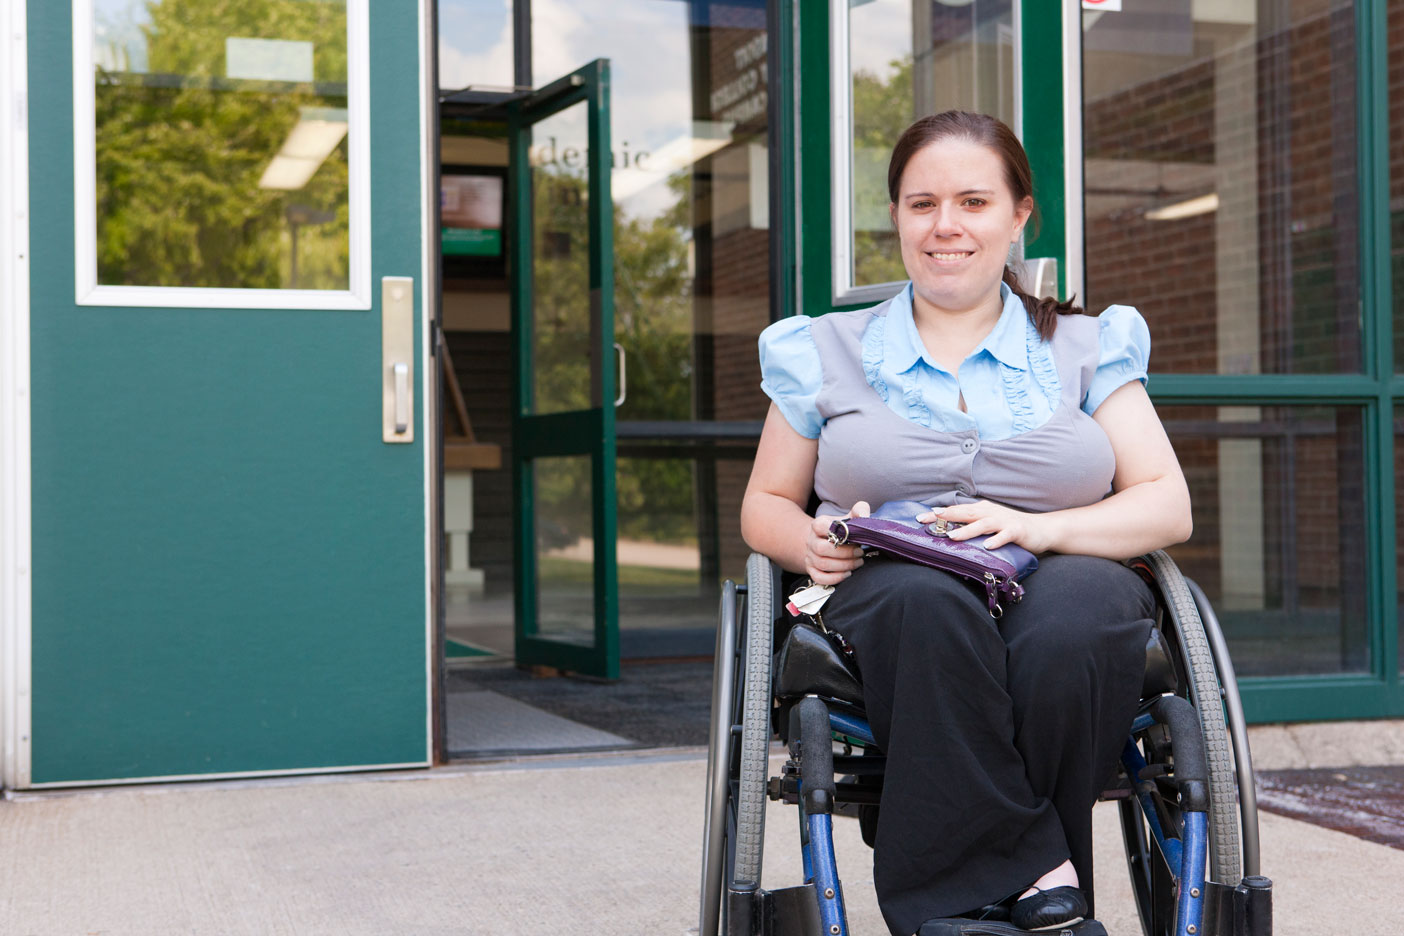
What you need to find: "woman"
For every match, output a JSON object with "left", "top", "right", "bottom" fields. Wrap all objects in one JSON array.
[{"left": 740, "top": 111, "right": 1192, "bottom": 934}]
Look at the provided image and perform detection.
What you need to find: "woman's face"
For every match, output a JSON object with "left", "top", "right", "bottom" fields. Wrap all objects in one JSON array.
[{"left": 890, "top": 137, "right": 1033, "bottom": 317}]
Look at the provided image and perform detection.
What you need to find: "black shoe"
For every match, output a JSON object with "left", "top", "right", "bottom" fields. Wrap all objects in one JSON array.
[{"left": 1010, "top": 885, "right": 1088, "bottom": 930}]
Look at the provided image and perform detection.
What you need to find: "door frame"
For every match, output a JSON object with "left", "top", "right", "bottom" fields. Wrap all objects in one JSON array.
[
  {"left": 2, "top": 0, "right": 34, "bottom": 790},
  {"left": 508, "top": 61, "right": 621, "bottom": 681},
  {"left": 0, "top": 0, "right": 442, "bottom": 788}
]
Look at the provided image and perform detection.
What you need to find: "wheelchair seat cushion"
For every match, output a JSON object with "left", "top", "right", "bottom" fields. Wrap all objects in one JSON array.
[
  {"left": 774, "top": 616, "right": 1176, "bottom": 711},
  {"left": 774, "top": 620, "right": 864, "bottom": 707}
]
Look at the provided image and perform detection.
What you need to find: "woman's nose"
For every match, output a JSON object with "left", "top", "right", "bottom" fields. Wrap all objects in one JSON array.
[{"left": 929, "top": 203, "right": 961, "bottom": 237}]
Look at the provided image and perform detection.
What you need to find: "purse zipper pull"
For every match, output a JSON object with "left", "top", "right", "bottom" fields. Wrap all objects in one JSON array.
[{"left": 983, "top": 572, "right": 1003, "bottom": 619}]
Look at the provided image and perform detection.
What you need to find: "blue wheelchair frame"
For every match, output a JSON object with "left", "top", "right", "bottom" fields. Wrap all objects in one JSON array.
[{"left": 701, "top": 552, "right": 1275, "bottom": 936}]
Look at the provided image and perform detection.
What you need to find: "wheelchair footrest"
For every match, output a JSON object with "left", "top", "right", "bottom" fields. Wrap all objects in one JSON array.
[{"left": 917, "top": 918, "right": 1107, "bottom": 936}]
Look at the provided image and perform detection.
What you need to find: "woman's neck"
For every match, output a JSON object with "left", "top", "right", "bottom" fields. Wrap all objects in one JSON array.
[{"left": 910, "top": 286, "right": 1005, "bottom": 372}]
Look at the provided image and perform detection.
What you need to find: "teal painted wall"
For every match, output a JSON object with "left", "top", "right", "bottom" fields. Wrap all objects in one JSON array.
[{"left": 26, "top": 3, "right": 429, "bottom": 783}]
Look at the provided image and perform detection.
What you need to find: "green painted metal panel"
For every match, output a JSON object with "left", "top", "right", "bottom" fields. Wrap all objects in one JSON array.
[
  {"left": 796, "top": 1, "right": 830, "bottom": 317},
  {"left": 1149, "top": 374, "right": 1382, "bottom": 403},
  {"left": 26, "top": 3, "right": 428, "bottom": 783},
  {"left": 1018, "top": 1, "right": 1066, "bottom": 294},
  {"left": 1239, "top": 677, "right": 1393, "bottom": 724}
]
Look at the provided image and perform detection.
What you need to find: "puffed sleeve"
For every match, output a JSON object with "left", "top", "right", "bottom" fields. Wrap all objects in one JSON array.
[
  {"left": 1083, "top": 305, "right": 1151, "bottom": 416},
  {"left": 758, "top": 315, "right": 824, "bottom": 439}
]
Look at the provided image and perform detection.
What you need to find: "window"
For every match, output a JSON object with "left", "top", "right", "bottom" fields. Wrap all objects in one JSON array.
[
  {"left": 80, "top": 0, "right": 367, "bottom": 307},
  {"left": 833, "top": 0, "right": 1015, "bottom": 303}
]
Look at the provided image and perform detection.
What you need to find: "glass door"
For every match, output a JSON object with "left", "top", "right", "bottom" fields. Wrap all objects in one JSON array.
[{"left": 509, "top": 60, "right": 620, "bottom": 679}]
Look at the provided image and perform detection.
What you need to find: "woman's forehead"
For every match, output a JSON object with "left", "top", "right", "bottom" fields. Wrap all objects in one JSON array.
[{"left": 899, "top": 138, "right": 1006, "bottom": 193}]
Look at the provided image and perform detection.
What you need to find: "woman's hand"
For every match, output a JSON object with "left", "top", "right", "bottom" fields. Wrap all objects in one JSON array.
[
  {"left": 916, "top": 501, "right": 1054, "bottom": 553},
  {"left": 804, "top": 501, "right": 871, "bottom": 585}
]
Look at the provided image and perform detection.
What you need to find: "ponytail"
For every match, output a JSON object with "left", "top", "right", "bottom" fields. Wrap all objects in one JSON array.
[{"left": 1002, "top": 266, "right": 1085, "bottom": 341}]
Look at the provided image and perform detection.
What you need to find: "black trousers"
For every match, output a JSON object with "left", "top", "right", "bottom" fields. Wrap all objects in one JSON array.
[{"left": 822, "top": 554, "right": 1155, "bottom": 936}]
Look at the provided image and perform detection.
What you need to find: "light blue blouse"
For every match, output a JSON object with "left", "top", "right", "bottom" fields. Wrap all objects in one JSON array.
[{"left": 759, "top": 282, "right": 1150, "bottom": 441}]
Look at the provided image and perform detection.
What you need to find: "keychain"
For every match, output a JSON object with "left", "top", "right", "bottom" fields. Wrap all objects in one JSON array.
[{"left": 786, "top": 582, "right": 834, "bottom": 617}]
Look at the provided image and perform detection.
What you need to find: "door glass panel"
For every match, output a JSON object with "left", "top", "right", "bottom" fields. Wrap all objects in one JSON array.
[
  {"left": 92, "top": 0, "right": 351, "bottom": 289},
  {"left": 532, "top": 0, "right": 772, "bottom": 428},
  {"left": 1162, "top": 405, "right": 1369, "bottom": 676},
  {"left": 1083, "top": 1, "right": 1360, "bottom": 374},
  {"left": 844, "top": 0, "right": 1016, "bottom": 291},
  {"left": 533, "top": 455, "right": 595, "bottom": 642},
  {"left": 614, "top": 448, "right": 755, "bottom": 653},
  {"left": 438, "top": 0, "right": 514, "bottom": 92},
  {"left": 528, "top": 99, "right": 594, "bottom": 416}
]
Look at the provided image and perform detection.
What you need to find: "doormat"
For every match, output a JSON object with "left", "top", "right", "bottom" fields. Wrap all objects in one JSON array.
[
  {"left": 447, "top": 660, "right": 714, "bottom": 750},
  {"left": 1256, "top": 766, "right": 1404, "bottom": 850}
]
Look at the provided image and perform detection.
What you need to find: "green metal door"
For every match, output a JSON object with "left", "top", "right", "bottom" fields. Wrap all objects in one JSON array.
[
  {"left": 23, "top": 1, "right": 431, "bottom": 785},
  {"left": 508, "top": 61, "right": 620, "bottom": 680}
]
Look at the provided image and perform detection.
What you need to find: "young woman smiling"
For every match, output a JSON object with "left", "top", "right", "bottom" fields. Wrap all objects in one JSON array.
[{"left": 741, "top": 112, "right": 1191, "bottom": 934}]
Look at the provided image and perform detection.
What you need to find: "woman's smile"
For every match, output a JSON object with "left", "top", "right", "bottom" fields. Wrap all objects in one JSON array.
[{"left": 923, "top": 249, "right": 976, "bottom": 265}]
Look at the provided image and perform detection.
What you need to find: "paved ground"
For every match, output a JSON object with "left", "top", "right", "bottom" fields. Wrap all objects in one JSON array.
[{"left": 1, "top": 746, "right": 1402, "bottom": 936}]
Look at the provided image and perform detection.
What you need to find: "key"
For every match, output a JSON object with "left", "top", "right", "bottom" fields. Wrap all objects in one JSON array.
[{"left": 786, "top": 583, "right": 834, "bottom": 617}]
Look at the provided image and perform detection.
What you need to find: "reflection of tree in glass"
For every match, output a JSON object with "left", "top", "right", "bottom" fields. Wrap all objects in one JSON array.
[
  {"left": 95, "top": 0, "right": 349, "bottom": 289},
  {"left": 530, "top": 166, "right": 698, "bottom": 548},
  {"left": 853, "top": 56, "right": 914, "bottom": 287}
]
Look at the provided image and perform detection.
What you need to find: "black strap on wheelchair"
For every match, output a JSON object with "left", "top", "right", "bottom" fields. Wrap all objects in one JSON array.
[
  {"left": 790, "top": 696, "right": 836, "bottom": 815},
  {"left": 1147, "top": 694, "right": 1209, "bottom": 813}
]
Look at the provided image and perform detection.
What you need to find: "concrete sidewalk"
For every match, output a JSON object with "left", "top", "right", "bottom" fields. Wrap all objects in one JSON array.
[{"left": 0, "top": 747, "right": 1399, "bottom": 936}]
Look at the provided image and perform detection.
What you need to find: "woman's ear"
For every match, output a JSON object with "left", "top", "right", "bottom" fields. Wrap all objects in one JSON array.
[
  {"left": 1012, "top": 196, "right": 1034, "bottom": 241},
  {"left": 889, "top": 202, "right": 898, "bottom": 230}
]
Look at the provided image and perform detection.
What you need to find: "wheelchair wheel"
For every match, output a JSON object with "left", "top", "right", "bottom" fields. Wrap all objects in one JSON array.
[
  {"left": 733, "top": 551, "right": 776, "bottom": 886},
  {"left": 699, "top": 554, "right": 776, "bottom": 936},
  {"left": 1143, "top": 549, "right": 1241, "bottom": 885}
]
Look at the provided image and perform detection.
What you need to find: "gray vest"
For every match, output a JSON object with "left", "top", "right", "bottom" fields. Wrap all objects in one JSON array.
[{"left": 810, "top": 298, "right": 1117, "bottom": 517}]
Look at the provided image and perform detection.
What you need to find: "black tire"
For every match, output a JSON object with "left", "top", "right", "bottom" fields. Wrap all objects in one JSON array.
[
  {"left": 1143, "top": 550, "right": 1242, "bottom": 884},
  {"left": 731, "top": 552, "right": 776, "bottom": 887}
]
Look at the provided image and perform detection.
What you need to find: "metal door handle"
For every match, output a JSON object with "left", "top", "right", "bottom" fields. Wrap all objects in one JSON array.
[
  {"left": 382, "top": 276, "right": 414, "bottom": 442},
  {"left": 393, "top": 362, "right": 409, "bottom": 433},
  {"left": 614, "top": 342, "right": 627, "bottom": 407}
]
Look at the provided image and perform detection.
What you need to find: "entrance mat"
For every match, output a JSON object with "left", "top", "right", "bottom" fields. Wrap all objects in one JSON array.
[
  {"left": 447, "top": 690, "right": 634, "bottom": 757},
  {"left": 1257, "top": 766, "right": 1404, "bottom": 850},
  {"left": 447, "top": 660, "right": 714, "bottom": 750}
]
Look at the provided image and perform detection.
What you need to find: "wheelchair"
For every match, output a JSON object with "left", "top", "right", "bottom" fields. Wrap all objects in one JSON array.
[{"left": 700, "top": 551, "right": 1274, "bottom": 936}]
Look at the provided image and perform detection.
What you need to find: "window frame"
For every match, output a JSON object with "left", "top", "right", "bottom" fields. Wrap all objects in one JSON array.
[{"left": 71, "top": 0, "right": 372, "bottom": 310}]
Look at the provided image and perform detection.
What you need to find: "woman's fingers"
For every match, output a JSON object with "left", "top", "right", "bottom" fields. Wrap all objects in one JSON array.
[{"left": 981, "top": 528, "right": 1014, "bottom": 549}]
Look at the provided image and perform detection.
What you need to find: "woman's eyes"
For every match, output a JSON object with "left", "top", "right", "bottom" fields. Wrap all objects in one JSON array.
[{"left": 909, "top": 198, "right": 987, "bottom": 210}]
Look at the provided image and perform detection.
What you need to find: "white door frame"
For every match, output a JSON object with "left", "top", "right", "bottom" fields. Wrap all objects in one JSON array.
[{"left": 1, "top": 0, "right": 34, "bottom": 791}]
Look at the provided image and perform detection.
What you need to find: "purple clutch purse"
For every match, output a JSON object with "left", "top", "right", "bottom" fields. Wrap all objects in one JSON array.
[{"left": 828, "top": 500, "right": 1038, "bottom": 618}]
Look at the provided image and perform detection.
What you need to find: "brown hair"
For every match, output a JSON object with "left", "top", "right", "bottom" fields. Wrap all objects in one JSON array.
[{"left": 887, "top": 110, "right": 1083, "bottom": 339}]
